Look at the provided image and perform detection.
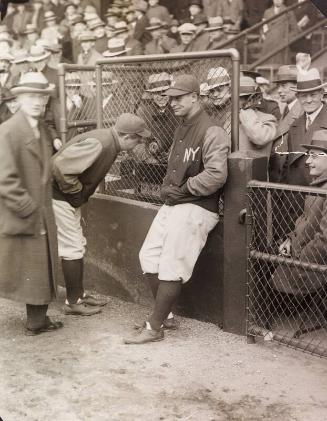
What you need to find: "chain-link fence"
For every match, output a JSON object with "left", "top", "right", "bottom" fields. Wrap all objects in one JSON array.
[
  {"left": 95, "top": 51, "right": 238, "bottom": 204},
  {"left": 246, "top": 180, "right": 327, "bottom": 358}
]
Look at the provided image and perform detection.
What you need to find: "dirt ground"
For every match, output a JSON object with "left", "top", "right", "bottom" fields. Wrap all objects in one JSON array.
[{"left": 0, "top": 291, "right": 327, "bottom": 421}]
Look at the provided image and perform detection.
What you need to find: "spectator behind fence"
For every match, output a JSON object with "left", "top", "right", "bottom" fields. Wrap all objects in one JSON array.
[
  {"left": 52, "top": 113, "right": 151, "bottom": 316},
  {"left": 132, "top": 0, "right": 152, "bottom": 46},
  {"left": 170, "top": 22, "right": 198, "bottom": 52},
  {"left": 77, "top": 31, "right": 102, "bottom": 65},
  {"left": 239, "top": 76, "right": 277, "bottom": 159},
  {"left": 146, "top": 0, "right": 171, "bottom": 25},
  {"left": 124, "top": 74, "right": 230, "bottom": 345},
  {"left": 284, "top": 68, "right": 327, "bottom": 187},
  {"left": 204, "top": 16, "right": 228, "bottom": 50},
  {"left": 89, "top": 18, "right": 107, "bottom": 54},
  {"left": 217, "top": 0, "right": 244, "bottom": 32},
  {"left": 0, "top": 72, "right": 63, "bottom": 336},
  {"left": 241, "top": 0, "right": 272, "bottom": 30},
  {"left": 269, "top": 64, "right": 303, "bottom": 183},
  {"left": 110, "top": 20, "right": 143, "bottom": 55},
  {"left": 270, "top": 130, "right": 327, "bottom": 299},
  {"left": 144, "top": 17, "right": 177, "bottom": 54}
]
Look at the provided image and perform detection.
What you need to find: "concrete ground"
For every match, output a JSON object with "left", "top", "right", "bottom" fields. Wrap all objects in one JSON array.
[{"left": 0, "top": 291, "right": 327, "bottom": 421}]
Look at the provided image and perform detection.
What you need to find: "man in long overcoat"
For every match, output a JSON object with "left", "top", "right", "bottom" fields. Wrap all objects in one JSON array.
[{"left": 0, "top": 72, "right": 62, "bottom": 336}]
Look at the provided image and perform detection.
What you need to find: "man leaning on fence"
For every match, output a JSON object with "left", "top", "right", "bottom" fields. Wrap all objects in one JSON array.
[
  {"left": 124, "top": 74, "right": 230, "bottom": 345},
  {"left": 52, "top": 113, "right": 151, "bottom": 316}
]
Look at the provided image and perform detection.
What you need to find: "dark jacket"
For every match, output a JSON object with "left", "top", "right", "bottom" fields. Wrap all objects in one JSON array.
[
  {"left": 161, "top": 108, "right": 230, "bottom": 213},
  {"left": 52, "top": 128, "right": 121, "bottom": 208}
]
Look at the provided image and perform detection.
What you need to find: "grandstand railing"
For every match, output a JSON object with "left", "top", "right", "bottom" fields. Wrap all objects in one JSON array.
[{"left": 246, "top": 180, "right": 327, "bottom": 358}]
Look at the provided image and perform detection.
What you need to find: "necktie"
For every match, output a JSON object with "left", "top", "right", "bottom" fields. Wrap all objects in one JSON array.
[{"left": 306, "top": 115, "right": 312, "bottom": 131}]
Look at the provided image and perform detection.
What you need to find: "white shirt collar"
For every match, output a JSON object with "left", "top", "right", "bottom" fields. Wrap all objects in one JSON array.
[
  {"left": 25, "top": 114, "right": 39, "bottom": 129},
  {"left": 306, "top": 103, "right": 323, "bottom": 123},
  {"left": 288, "top": 98, "right": 297, "bottom": 111}
]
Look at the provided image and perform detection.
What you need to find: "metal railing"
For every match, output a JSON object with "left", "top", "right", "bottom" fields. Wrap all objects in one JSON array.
[{"left": 246, "top": 180, "right": 327, "bottom": 358}]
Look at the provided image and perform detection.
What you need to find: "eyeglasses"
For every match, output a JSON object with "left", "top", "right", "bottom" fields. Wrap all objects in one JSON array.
[{"left": 306, "top": 152, "right": 327, "bottom": 158}]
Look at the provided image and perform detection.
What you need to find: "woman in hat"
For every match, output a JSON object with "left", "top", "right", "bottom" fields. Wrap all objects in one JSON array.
[{"left": 0, "top": 72, "right": 62, "bottom": 335}]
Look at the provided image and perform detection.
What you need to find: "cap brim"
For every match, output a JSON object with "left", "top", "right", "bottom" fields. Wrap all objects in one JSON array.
[
  {"left": 207, "top": 81, "right": 230, "bottom": 90},
  {"left": 272, "top": 78, "right": 297, "bottom": 83},
  {"left": 28, "top": 52, "right": 51, "bottom": 62},
  {"left": 164, "top": 88, "right": 194, "bottom": 96},
  {"left": 203, "top": 26, "right": 223, "bottom": 31},
  {"left": 138, "top": 128, "right": 151, "bottom": 138},
  {"left": 103, "top": 48, "right": 131, "bottom": 57},
  {"left": 145, "top": 85, "right": 170, "bottom": 93},
  {"left": 301, "top": 143, "right": 327, "bottom": 152}
]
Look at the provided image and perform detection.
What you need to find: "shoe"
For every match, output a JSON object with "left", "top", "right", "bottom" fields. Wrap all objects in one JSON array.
[
  {"left": 25, "top": 317, "right": 64, "bottom": 336},
  {"left": 64, "top": 303, "right": 101, "bottom": 316},
  {"left": 124, "top": 326, "right": 164, "bottom": 344},
  {"left": 134, "top": 317, "right": 179, "bottom": 331},
  {"left": 82, "top": 294, "right": 108, "bottom": 307}
]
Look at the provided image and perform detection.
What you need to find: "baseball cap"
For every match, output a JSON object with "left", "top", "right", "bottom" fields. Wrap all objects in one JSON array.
[
  {"left": 115, "top": 113, "right": 151, "bottom": 138},
  {"left": 164, "top": 74, "right": 200, "bottom": 97}
]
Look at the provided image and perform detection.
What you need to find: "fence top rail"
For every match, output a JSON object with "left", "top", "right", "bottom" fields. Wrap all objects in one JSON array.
[
  {"left": 247, "top": 180, "right": 327, "bottom": 196},
  {"left": 95, "top": 48, "right": 240, "bottom": 66},
  {"left": 58, "top": 64, "right": 96, "bottom": 75}
]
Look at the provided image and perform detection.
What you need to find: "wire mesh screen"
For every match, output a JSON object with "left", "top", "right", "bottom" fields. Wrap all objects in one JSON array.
[
  {"left": 247, "top": 182, "right": 327, "bottom": 358},
  {"left": 98, "top": 56, "right": 233, "bottom": 204},
  {"left": 62, "top": 67, "right": 98, "bottom": 141}
]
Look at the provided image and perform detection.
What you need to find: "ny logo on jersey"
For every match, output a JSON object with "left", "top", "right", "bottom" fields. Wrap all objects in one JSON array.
[{"left": 183, "top": 147, "right": 200, "bottom": 162}]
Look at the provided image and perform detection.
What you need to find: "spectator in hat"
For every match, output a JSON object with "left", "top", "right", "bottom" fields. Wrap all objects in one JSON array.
[
  {"left": 0, "top": 72, "right": 62, "bottom": 336},
  {"left": 70, "top": 15, "right": 87, "bottom": 62},
  {"left": 52, "top": 113, "right": 151, "bottom": 316},
  {"left": 202, "top": 0, "right": 221, "bottom": 19},
  {"left": 22, "top": 24, "right": 39, "bottom": 52},
  {"left": 270, "top": 130, "right": 327, "bottom": 302},
  {"left": 189, "top": 0, "right": 207, "bottom": 24},
  {"left": 10, "top": 50, "right": 29, "bottom": 80},
  {"left": 0, "top": 52, "right": 16, "bottom": 91},
  {"left": 89, "top": 18, "right": 108, "bottom": 54},
  {"left": 146, "top": 0, "right": 171, "bottom": 25},
  {"left": 239, "top": 75, "right": 277, "bottom": 159},
  {"left": 102, "top": 37, "right": 132, "bottom": 58},
  {"left": 124, "top": 74, "right": 230, "bottom": 344},
  {"left": 12, "top": 3, "right": 32, "bottom": 39},
  {"left": 41, "top": 11, "right": 64, "bottom": 44},
  {"left": 0, "top": 87, "right": 19, "bottom": 123},
  {"left": 284, "top": 68, "right": 327, "bottom": 187},
  {"left": 170, "top": 22, "right": 198, "bottom": 52},
  {"left": 144, "top": 17, "right": 177, "bottom": 54},
  {"left": 111, "top": 21, "right": 143, "bottom": 56},
  {"left": 203, "top": 16, "right": 228, "bottom": 50},
  {"left": 205, "top": 66, "right": 232, "bottom": 133},
  {"left": 216, "top": 0, "right": 244, "bottom": 31},
  {"left": 241, "top": 0, "right": 272, "bottom": 30},
  {"left": 269, "top": 64, "right": 303, "bottom": 183},
  {"left": 77, "top": 31, "right": 102, "bottom": 65},
  {"left": 136, "top": 72, "right": 177, "bottom": 161},
  {"left": 190, "top": 13, "right": 210, "bottom": 51},
  {"left": 132, "top": 0, "right": 152, "bottom": 46},
  {"left": 27, "top": 45, "right": 51, "bottom": 73}
]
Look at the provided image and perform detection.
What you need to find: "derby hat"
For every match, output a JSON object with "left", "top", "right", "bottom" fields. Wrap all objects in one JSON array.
[
  {"left": 206, "top": 67, "right": 231, "bottom": 90},
  {"left": 178, "top": 23, "right": 197, "bottom": 34},
  {"left": 102, "top": 38, "right": 131, "bottom": 57},
  {"left": 164, "top": 74, "right": 200, "bottom": 97},
  {"left": 302, "top": 130, "right": 327, "bottom": 153},
  {"left": 115, "top": 113, "right": 151, "bottom": 138},
  {"left": 239, "top": 76, "right": 259, "bottom": 96},
  {"left": 145, "top": 72, "right": 172, "bottom": 92},
  {"left": 291, "top": 68, "right": 327, "bottom": 93},
  {"left": 146, "top": 17, "right": 166, "bottom": 31},
  {"left": 11, "top": 72, "right": 55, "bottom": 95},
  {"left": 28, "top": 45, "right": 51, "bottom": 62},
  {"left": 204, "top": 16, "right": 224, "bottom": 31},
  {"left": 273, "top": 65, "right": 298, "bottom": 83}
]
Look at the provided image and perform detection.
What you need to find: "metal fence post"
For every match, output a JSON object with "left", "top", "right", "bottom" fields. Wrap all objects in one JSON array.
[
  {"left": 58, "top": 63, "right": 68, "bottom": 144},
  {"left": 223, "top": 152, "right": 268, "bottom": 335},
  {"left": 95, "top": 63, "right": 103, "bottom": 129},
  {"left": 230, "top": 49, "right": 240, "bottom": 152}
]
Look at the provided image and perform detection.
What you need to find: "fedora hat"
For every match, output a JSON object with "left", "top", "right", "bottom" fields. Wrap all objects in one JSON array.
[
  {"left": 11, "top": 72, "right": 55, "bottom": 95},
  {"left": 146, "top": 17, "right": 165, "bottom": 31},
  {"left": 291, "top": 68, "right": 327, "bottom": 93},
  {"left": 0, "top": 87, "right": 16, "bottom": 102},
  {"left": 302, "top": 130, "right": 327, "bottom": 153},
  {"left": 28, "top": 45, "right": 51, "bottom": 62},
  {"left": 115, "top": 113, "right": 151, "bottom": 138},
  {"left": 12, "top": 49, "right": 28, "bottom": 64},
  {"left": 132, "top": 0, "right": 148, "bottom": 13},
  {"left": 204, "top": 16, "right": 224, "bottom": 31},
  {"left": 79, "top": 31, "right": 96, "bottom": 42},
  {"left": 111, "top": 21, "right": 129, "bottom": 35},
  {"left": 44, "top": 10, "right": 57, "bottom": 22},
  {"left": 178, "top": 23, "right": 197, "bottom": 34},
  {"left": 273, "top": 65, "right": 298, "bottom": 83},
  {"left": 23, "top": 24, "right": 38, "bottom": 35},
  {"left": 102, "top": 38, "right": 131, "bottom": 57},
  {"left": 256, "top": 76, "right": 270, "bottom": 86},
  {"left": 0, "top": 52, "right": 14, "bottom": 62},
  {"left": 206, "top": 67, "right": 230, "bottom": 90},
  {"left": 88, "top": 18, "right": 105, "bottom": 30},
  {"left": 240, "top": 66, "right": 261, "bottom": 80},
  {"left": 145, "top": 72, "right": 172, "bottom": 93},
  {"left": 239, "top": 76, "right": 259, "bottom": 97}
]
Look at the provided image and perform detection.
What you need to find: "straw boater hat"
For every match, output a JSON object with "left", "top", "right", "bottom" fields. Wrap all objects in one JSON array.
[
  {"left": 65, "top": 72, "right": 82, "bottom": 87},
  {"left": 177, "top": 23, "right": 197, "bottom": 34},
  {"left": 273, "top": 65, "right": 298, "bottom": 83},
  {"left": 44, "top": 10, "right": 57, "bottom": 23},
  {"left": 146, "top": 17, "right": 165, "bottom": 31},
  {"left": 291, "top": 68, "right": 327, "bottom": 93},
  {"left": 12, "top": 49, "right": 28, "bottom": 64},
  {"left": 102, "top": 38, "right": 131, "bottom": 57},
  {"left": 256, "top": 76, "right": 270, "bottom": 86},
  {"left": 111, "top": 21, "right": 129, "bottom": 35},
  {"left": 239, "top": 76, "right": 260, "bottom": 97},
  {"left": 71, "top": 14, "right": 84, "bottom": 25},
  {"left": 0, "top": 33, "right": 13, "bottom": 45},
  {"left": 145, "top": 72, "right": 172, "bottom": 93},
  {"left": 302, "top": 130, "right": 327, "bottom": 153},
  {"left": 28, "top": 45, "right": 51, "bottom": 62},
  {"left": 11, "top": 72, "right": 55, "bottom": 95},
  {"left": 0, "top": 52, "right": 14, "bottom": 62},
  {"left": 204, "top": 16, "right": 224, "bottom": 31},
  {"left": 206, "top": 67, "right": 231, "bottom": 91},
  {"left": 23, "top": 24, "right": 38, "bottom": 35},
  {"left": 79, "top": 31, "right": 96, "bottom": 42},
  {"left": 88, "top": 18, "right": 105, "bottom": 30}
]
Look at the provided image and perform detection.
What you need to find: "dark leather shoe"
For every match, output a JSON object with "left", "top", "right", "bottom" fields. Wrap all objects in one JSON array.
[
  {"left": 134, "top": 317, "right": 179, "bottom": 331},
  {"left": 124, "top": 327, "right": 164, "bottom": 344},
  {"left": 64, "top": 303, "right": 101, "bottom": 316},
  {"left": 82, "top": 294, "right": 108, "bottom": 307},
  {"left": 25, "top": 317, "right": 64, "bottom": 336}
]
